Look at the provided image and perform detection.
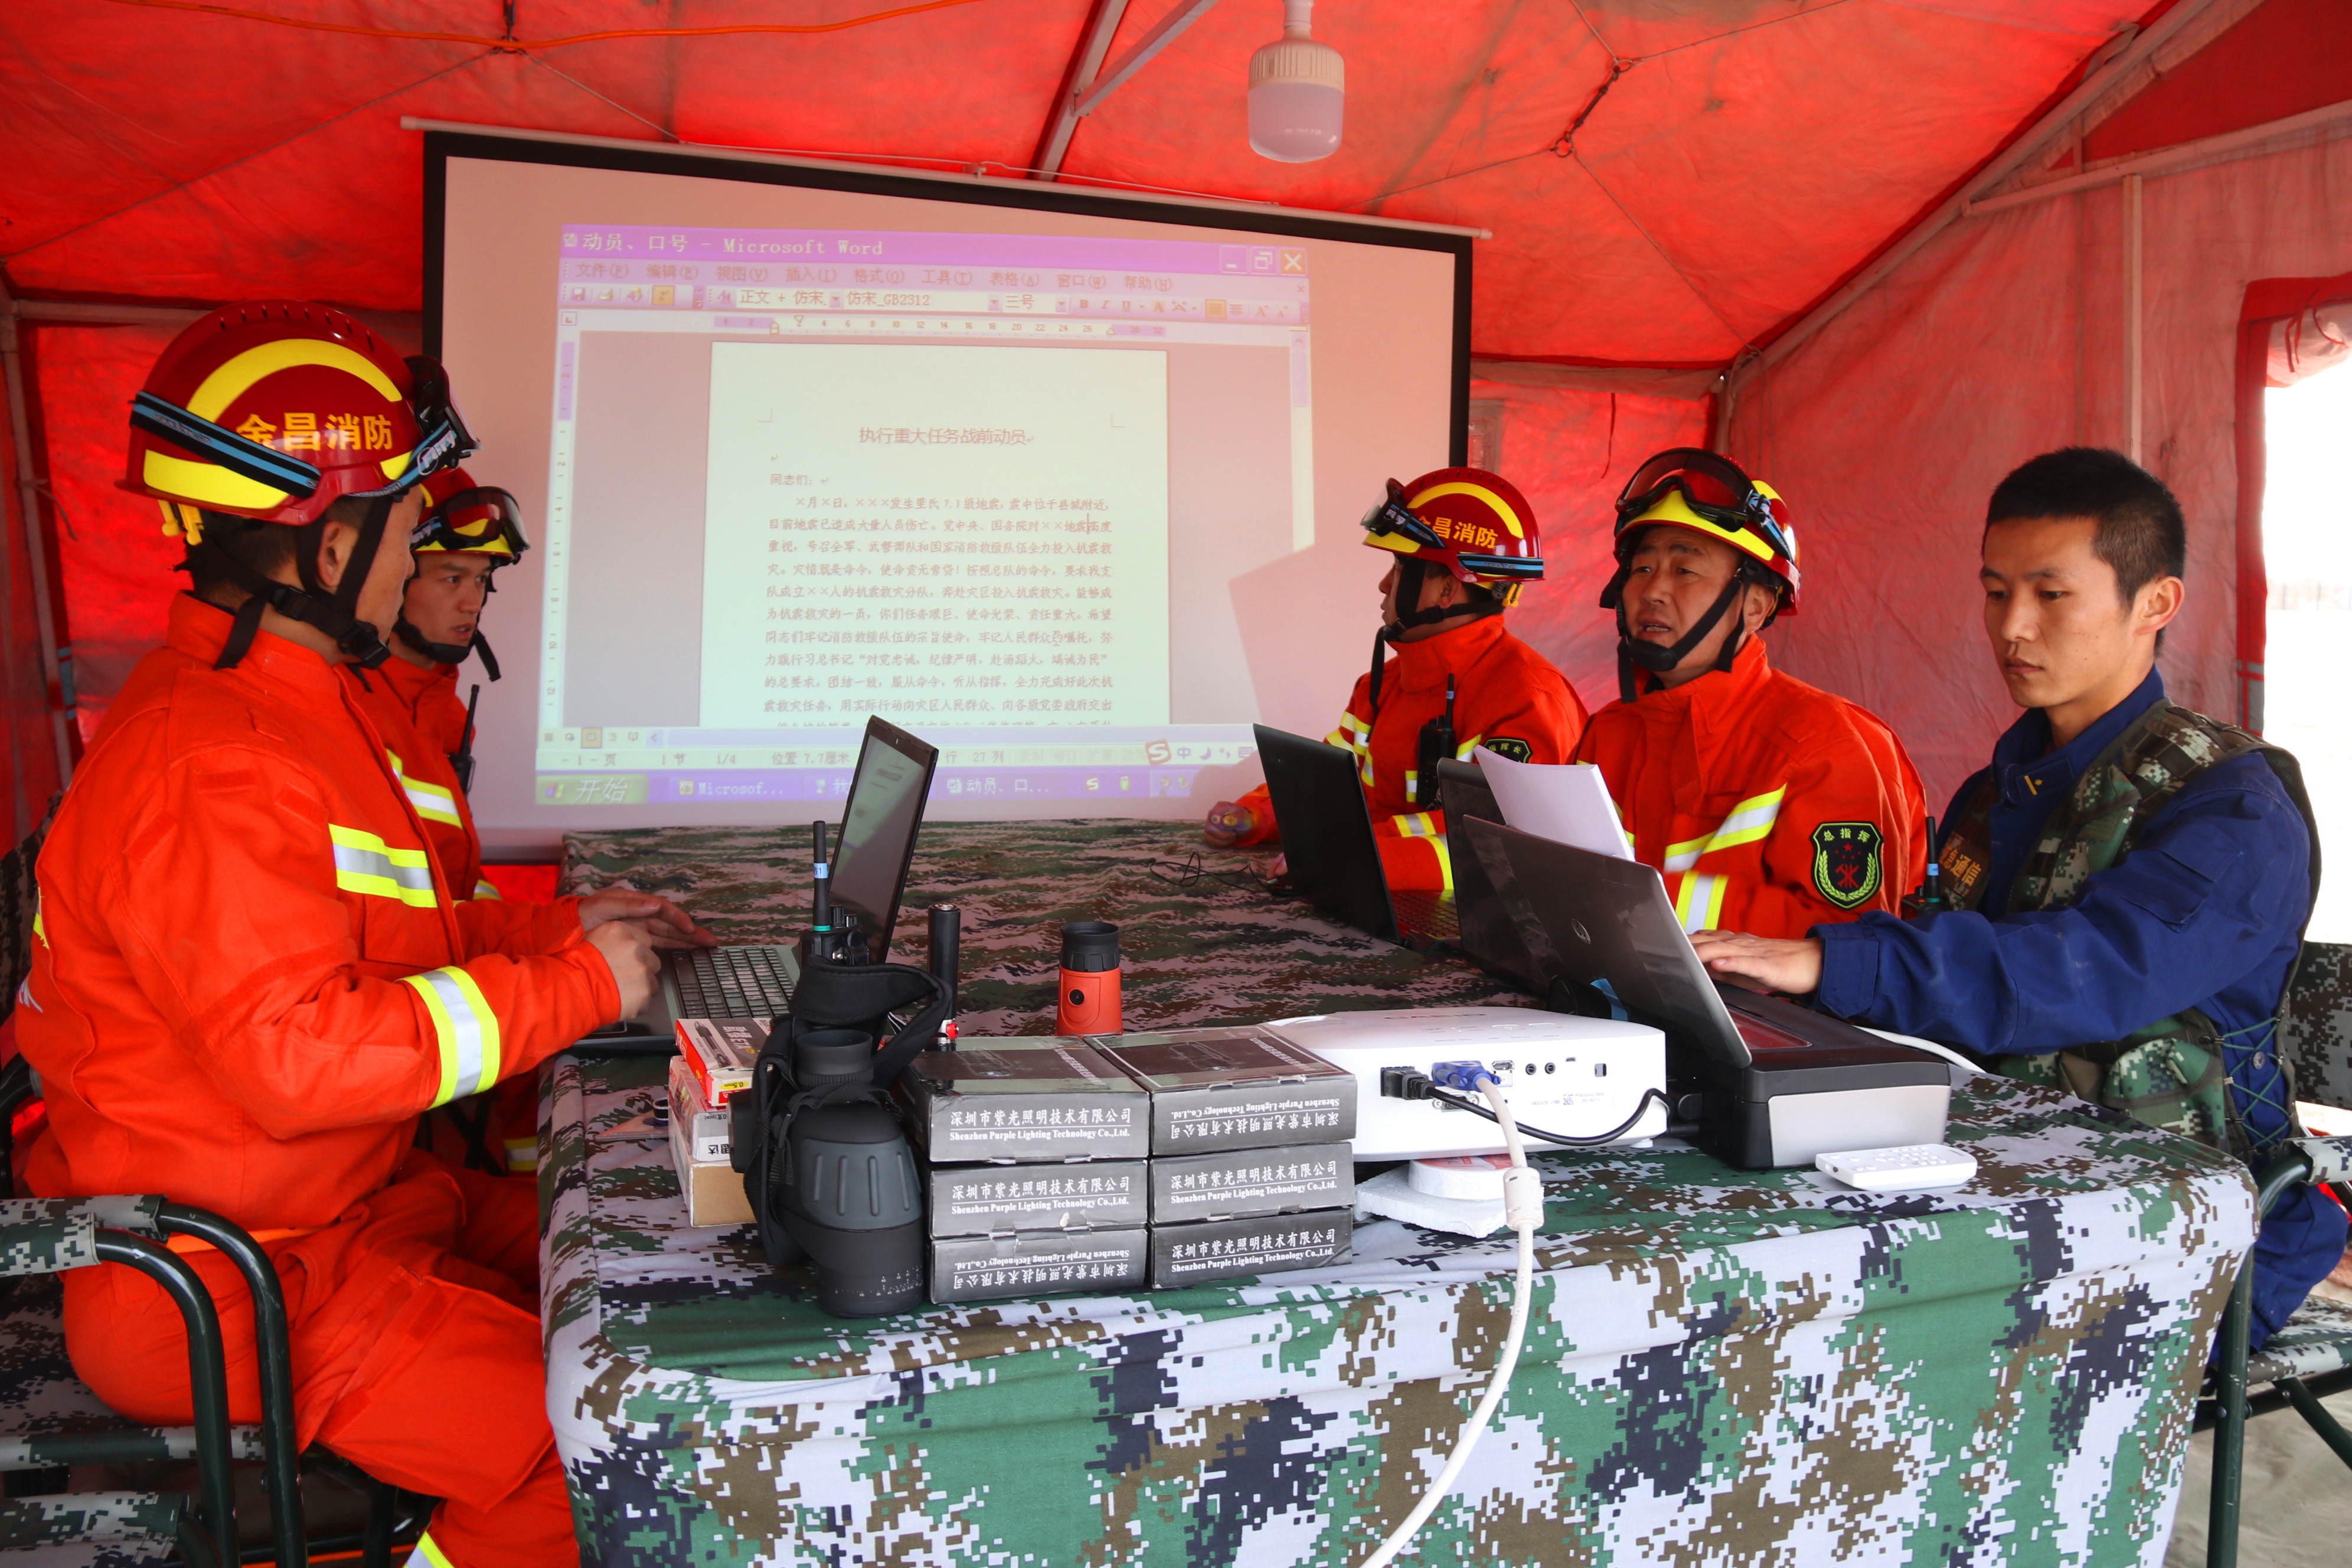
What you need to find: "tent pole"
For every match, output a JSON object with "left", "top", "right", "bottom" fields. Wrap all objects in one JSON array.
[
  {"left": 0, "top": 276, "right": 72, "bottom": 805},
  {"left": 1969, "top": 97, "right": 2352, "bottom": 217},
  {"left": 1031, "top": 0, "right": 1133, "bottom": 179},
  {"left": 1033, "top": 0, "right": 1221, "bottom": 178},
  {"left": 2125, "top": 172, "right": 2144, "bottom": 466},
  {"left": 1724, "top": 0, "right": 2227, "bottom": 401},
  {"left": 1070, "top": 0, "right": 1223, "bottom": 120}
]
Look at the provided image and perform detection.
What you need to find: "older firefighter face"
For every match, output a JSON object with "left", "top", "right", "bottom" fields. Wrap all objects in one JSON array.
[
  {"left": 1622, "top": 526, "right": 1773, "bottom": 685},
  {"left": 1377, "top": 558, "right": 1469, "bottom": 637}
]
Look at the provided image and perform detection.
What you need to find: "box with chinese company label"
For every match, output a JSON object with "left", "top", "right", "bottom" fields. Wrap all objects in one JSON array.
[
  {"left": 926, "top": 1159, "right": 1149, "bottom": 1238},
  {"left": 1149, "top": 1144, "right": 1354, "bottom": 1223},
  {"left": 897, "top": 1040, "right": 1150, "bottom": 1163},
  {"left": 928, "top": 1227, "right": 1149, "bottom": 1304},
  {"left": 1088, "top": 1030, "right": 1357, "bottom": 1154},
  {"left": 1149, "top": 1210, "right": 1353, "bottom": 1289}
]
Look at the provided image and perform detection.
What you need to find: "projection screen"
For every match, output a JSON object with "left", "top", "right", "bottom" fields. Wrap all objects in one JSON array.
[{"left": 426, "top": 130, "right": 1472, "bottom": 844}]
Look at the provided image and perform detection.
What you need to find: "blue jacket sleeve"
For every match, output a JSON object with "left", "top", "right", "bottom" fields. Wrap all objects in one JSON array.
[{"left": 1815, "top": 754, "right": 2309, "bottom": 1054}]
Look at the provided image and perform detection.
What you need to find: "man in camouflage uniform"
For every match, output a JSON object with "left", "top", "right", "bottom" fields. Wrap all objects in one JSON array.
[{"left": 1694, "top": 447, "right": 2344, "bottom": 1347}]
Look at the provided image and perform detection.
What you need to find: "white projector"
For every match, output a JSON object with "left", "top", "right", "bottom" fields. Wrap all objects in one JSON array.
[{"left": 1261, "top": 1007, "right": 1668, "bottom": 1161}]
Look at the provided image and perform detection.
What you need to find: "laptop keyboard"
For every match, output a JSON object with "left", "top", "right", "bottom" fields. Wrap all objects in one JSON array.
[
  {"left": 1391, "top": 888, "right": 1461, "bottom": 942},
  {"left": 669, "top": 945, "right": 795, "bottom": 1021}
]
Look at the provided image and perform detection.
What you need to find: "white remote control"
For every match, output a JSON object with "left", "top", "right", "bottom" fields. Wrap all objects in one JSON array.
[{"left": 1815, "top": 1144, "right": 1978, "bottom": 1193}]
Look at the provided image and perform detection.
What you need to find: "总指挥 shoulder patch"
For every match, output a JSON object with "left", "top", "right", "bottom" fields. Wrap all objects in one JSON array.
[{"left": 1811, "top": 822, "right": 1884, "bottom": 910}]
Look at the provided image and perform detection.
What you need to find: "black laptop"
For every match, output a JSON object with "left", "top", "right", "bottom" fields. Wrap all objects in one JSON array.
[
  {"left": 1458, "top": 815, "right": 1949, "bottom": 1167},
  {"left": 1432, "top": 757, "right": 1538, "bottom": 985},
  {"left": 1252, "top": 724, "right": 1458, "bottom": 947},
  {"left": 578, "top": 716, "right": 937, "bottom": 1050}
]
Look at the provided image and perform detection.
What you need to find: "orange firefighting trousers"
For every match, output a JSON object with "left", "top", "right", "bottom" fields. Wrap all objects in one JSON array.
[{"left": 63, "top": 1149, "right": 574, "bottom": 1568}]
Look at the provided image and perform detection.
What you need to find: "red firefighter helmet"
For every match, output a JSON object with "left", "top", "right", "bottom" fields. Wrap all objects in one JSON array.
[
  {"left": 411, "top": 468, "right": 529, "bottom": 561},
  {"left": 123, "top": 300, "right": 473, "bottom": 536},
  {"left": 1360, "top": 466, "right": 1543, "bottom": 606}
]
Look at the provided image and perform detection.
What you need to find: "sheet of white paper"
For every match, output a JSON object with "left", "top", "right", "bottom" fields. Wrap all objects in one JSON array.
[{"left": 1471, "top": 749, "right": 1634, "bottom": 858}]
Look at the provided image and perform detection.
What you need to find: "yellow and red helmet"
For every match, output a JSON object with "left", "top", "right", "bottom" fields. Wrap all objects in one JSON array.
[
  {"left": 1359, "top": 466, "right": 1543, "bottom": 606},
  {"left": 124, "top": 300, "right": 473, "bottom": 534},
  {"left": 1610, "top": 447, "right": 1799, "bottom": 615},
  {"left": 411, "top": 468, "right": 529, "bottom": 561}
]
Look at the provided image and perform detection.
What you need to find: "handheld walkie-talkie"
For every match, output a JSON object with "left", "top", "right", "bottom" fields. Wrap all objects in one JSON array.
[
  {"left": 805, "top": 821, "right": 868, "bottom": 965},
  {"left": 1413, "top": 674, "right": 1458, "bottom": 811},
  {"left": 449, "top": 683, "right": 482, "bottom": 796},
  {"left": 1903, "top": 815, "right": 1949, "bottom": 919},
  {"left": 929, "top": 903, "right": 961, "bottom": 1050}
]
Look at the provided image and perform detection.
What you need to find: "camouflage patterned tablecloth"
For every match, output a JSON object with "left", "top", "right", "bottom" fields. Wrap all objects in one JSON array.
[
  {"left": 547, "top": 823, "right": 2257, "bottom": 1567},
  {"left": 560, "top": 820, "right": 1533, "bottom": 1033}
]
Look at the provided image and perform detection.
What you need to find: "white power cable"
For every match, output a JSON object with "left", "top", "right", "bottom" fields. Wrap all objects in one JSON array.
[
  {"left": 1358, "top": 1075, "right": 1541, "bottom": 1568},
  {"left": 1858, "top": 1027, "right": 1988, "bottom": 1077}
]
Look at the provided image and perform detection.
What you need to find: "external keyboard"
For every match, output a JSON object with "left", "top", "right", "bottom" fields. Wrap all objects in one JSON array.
[{"left": 669, "top": 945, "right": 795, "bottom": 1021}]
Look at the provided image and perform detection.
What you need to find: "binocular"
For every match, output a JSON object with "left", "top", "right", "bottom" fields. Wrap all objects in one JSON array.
[{"left": 744, "top": 1025, "right": 926, "bottom": 1317}]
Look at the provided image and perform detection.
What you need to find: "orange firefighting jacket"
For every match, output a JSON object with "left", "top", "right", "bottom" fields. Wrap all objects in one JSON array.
[
  {"left": 354, "top": 656, "right": 495, "bottom": 903},
  {"left": 1576, "top": 638, "right": 1928, "bottom": 940},
  {"left": 99, "top": 597, "right": 560, "bottom": 940},
  {"left": 1236, "top": 615, "right": 1587, "bottom": 890},
  {"left": 20, "top": 612, "right": 616, "bottom": 1229}
]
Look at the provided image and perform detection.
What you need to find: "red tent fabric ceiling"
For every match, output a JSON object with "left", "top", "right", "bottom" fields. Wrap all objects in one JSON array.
[
  {"left": 6, "top": 0, "right": 2160, "bottom": 361},
  {"left": 6, "top": 0, "right": 2331, "bottom": 819}
]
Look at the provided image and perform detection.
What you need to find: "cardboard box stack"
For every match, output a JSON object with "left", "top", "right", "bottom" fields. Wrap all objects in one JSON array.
[
  {"left": 896, "top": 1038, "right": 1154, "bottom": 1304},
  {"left": 1088, "top": 1028, "right": 1358, "bottom": 1289},
  {"left": 668, "top": 1019, "right": 760, "bottom": 1227}
]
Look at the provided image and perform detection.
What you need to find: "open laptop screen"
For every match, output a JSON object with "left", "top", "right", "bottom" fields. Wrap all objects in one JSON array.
[
  {"left": 1459, "top": 815, "right": 1754, "bottom": 1069},
  {"left": 828, "top": 717, "right": 939, "bottom": 963}
]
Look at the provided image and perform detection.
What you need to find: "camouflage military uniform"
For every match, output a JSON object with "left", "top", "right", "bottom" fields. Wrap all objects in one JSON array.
[
  {"left": 1939, "top": 700, "right": 2317, "bottom": 1151},
  {"left": 1816, "top": 672, "right": 2344, "bottom": 1348},
  {"left": 538, "top": 821, "right": 2256, "bottom": 1566}
]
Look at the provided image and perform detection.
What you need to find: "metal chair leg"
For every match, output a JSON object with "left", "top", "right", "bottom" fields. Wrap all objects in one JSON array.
[
  {"left": 361, "top": 1475, "right": 398, "bottom": 1568},
  {"left": 2206, "top": 1256, "right": 2253, "bottom": 1568},
  {"left": 93, "top": 1232, "right": 237, "bottom": 1567},
  {"left": 2276, "top": 1376, "right": 2352, "bottom": 1474},
  {"left": 157, "top": 1204, "right": 306, "bottom": 1568},
  {"left": 2206, "top": 1151, "right": 2316, "bottom": 1568},
  {"left": 174, "top": 1501, "right": 219, "bottom": 1568}
]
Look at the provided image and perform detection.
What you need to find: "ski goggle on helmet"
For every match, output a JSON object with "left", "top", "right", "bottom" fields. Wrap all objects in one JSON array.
[
  {"left": 1611, "top": 447, "right": 1799, "bottom": 610},
  {"left": 410, "top": 469, "right": 530, "bottom": 561}
]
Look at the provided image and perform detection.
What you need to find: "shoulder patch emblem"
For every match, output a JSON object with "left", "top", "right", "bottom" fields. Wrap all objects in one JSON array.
[
  {"left": 1810, "top": 822, "right": 1884, "bottom": 910},
  {"left": 1482, "top": 737, "right": 1533, "bottom": 762}
]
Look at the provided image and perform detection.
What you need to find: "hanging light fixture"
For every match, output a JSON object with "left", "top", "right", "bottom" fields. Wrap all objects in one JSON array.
[{"left": 1247, "top": 0, "right": 1344, "bottom": 163}]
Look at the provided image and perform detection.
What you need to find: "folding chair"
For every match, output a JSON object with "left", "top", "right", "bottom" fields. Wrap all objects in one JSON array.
[
  {"left": 2197, "top": 1135, "right": 2352, "bottom": 1567},
  {"left": 2200, "top": 939, "right": 2352, "bottom": 1567},
  {"left": 0, "top": 808, "right": 424, "bottom": 1568},
  {"left": 0, "top": 1189, "right": 293, "bottom": 1567}
]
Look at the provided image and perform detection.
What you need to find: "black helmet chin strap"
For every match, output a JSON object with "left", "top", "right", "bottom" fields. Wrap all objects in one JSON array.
[
  {"left": 392, "top": 559, "right": 504, "bottom": 678},
  {"left": 1601, "top": 565, "right": 1749, "bottom": 703},
  {"left": 200, "top": 494, "right": 399, "bottom": 671},
  {"left": 393, "top": 617, "right": 471, "bottom": 667},
  {"left": 1369, "top": 558, "right": 1502, "bottom": 716}
]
